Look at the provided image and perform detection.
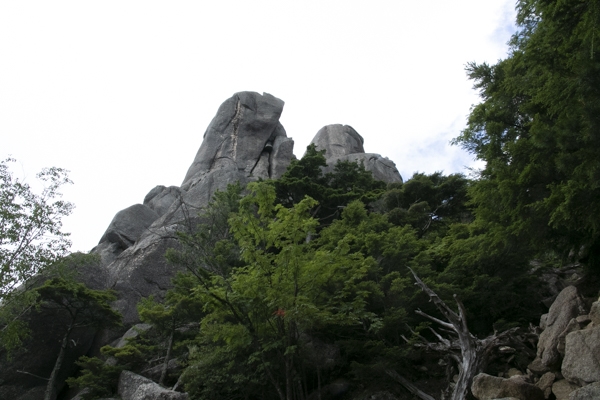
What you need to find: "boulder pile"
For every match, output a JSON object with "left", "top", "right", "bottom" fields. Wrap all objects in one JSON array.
[{"left": 471, "top": 285, "right": 600, "bottom": 400}]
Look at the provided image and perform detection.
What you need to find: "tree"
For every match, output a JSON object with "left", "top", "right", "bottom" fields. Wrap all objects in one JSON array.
[
  {"left": 453, "top": 0, "right": 600, "bottom": 272},
  {"left": 136, "top": 274, "right": 204, "bottom": 386},
  {"left": 393, "top": 268, "right": 522, "bottom": 400},
  {"left": 0, "top": 158, "right": 73, "bottom": 301},
  {"left": 175, "top": 182, "right": 380, "bottom": 400},
  {"left": 35, "top": 277, "right": 121, "bottom": 400},
  {"left": 0, "top": 158, "right": 74, "bottom": 354},
  {"left": 275, "top": 144, "right": 386, "bottom": 226}
]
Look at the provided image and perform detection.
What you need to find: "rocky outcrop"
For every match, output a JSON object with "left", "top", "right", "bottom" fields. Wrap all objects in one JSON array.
[
  {"left": 144, "top": 185, "right": 182, "bottom": 217},
  {"left": 118, "top": 370, "right": 187, "bottom": 400},
  {"left": 569, "top": 381, "right": 600, "bottom": 399},
  {"left": 99, "top": 92, "right": 295, "bottom": 325},
  {"left": 551, "top": 379, "right": 579, "bottom": 400},
  {"left": 471, "top": 373, "right": 544, "bottom": 400},
  {"left": 98, "top": 204, "right": 160, "bottom": 251},
  {"left": 0, "top": 92, "right": 411, "bottom": 399},
  {"left": 562, "top": 324, "right": 600, "bottom": 385},
  {"left": 535, "top": 286, "right": 586, "bottom": 368},
  {"left": 311, "top": 124, "right": 403, "bottom": 184}
]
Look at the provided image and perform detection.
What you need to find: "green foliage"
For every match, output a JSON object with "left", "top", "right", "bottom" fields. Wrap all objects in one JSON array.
[
  {"left": 453, "top": 0, "right": 600, "bottom": 272},
  {"left": 35, "top": 277, "right": 121, "bottom": 330},
  {"left": 0, "top": 157, "right": 73, "bottom": 301},
  {"left": 275, "top": 144, "right": 386, "bottom": 225},
  {"left": 66, "top": 356, "right": 122, "bottom": 400},
  {"left": 0, "top": 252, "right": 101, "bottom": 357},
  {"left": 383, "top": 172, "right": 471, "bottom": 237},
  {"left": 170, "top": 182, "right": 381, "bottom": 399}
]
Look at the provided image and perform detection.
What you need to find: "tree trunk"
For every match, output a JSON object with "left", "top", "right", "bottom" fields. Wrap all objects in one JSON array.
[
  {"left": 159, "top": 329, "right": 174, "bottom": 386},
  {"left": 44, "top": 323, "right": 73, "bottom": 400},
  {"left": 405, "top": 268, "right": 520, "bottom": 400}
]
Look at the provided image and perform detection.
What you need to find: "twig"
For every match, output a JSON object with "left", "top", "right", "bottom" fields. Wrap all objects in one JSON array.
[{"left": 17, "top": 370, "right": 49, "bottom": 381}]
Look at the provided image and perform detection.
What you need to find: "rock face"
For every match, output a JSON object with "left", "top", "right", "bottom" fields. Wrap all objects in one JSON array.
[
  {"left": 471, "top": 373, "right": 545, "bottom": 400},
  {"left": 98, "top": 92, "right": 295, "bottom": 325},
  {"left": 562, "top": 325, "right": 600, "bottom": 385},
  {"left": 569, "top": 381, "right": 600, "bottom": 400},
  {"left": 99, "top": 204, "right": 160, "bottom": 251},
  {"left": 118, "top": 370, "right": 188, "bottom": 400},
  {"left": 535, "top": 286, "right": 586, "bottom": 368},
  {"left": 99, "top": 95, "right": 402, "bottom": 327},
  {"left": 311, "top": 124, "right": 403, "bottom": 184}
]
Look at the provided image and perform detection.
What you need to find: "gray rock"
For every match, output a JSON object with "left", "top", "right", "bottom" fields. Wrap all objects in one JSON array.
[
  {"left": 528, "top": 357, "right": 551, "bottom": 375},
  {"left": 568, "top": 381, "right": 600, "bottom": 400},
  {"left": 270, "top": 132, "right": 294, "bottom": 178},
  {"left": 322, "top": 153, "right": 403, "bottom": 184},
  {"left": 101, "top": 92, "right": 294, "bottom": 327},
  {"left": 107, "top": 236, "right": 181, "bottom": 325},
  {"left": 536, "top": 372, "right": 555, "bottom": 399},
  {"left": 471, "top": 373, "right": 544, "bottom": 400},
  {"left": 141, "top": 358, "right": 181, "bottom": 384},
  {"left": 114, "top": 323, "right": 152, "bottom": 348},
  {"left": 15, "top": 386, "right": 46, "bottom": 400},
  {"left": 540, "top": 313, "right": 549, "bottom": 330},
  {"left": 562, "top": 325, "right": 600, "bottom": 385},
  {"left": 99, "top": 204, "right": 160, "bottom": 250},
  {"left": 589, "top": 300, "right": 600, "bottom": 325},
  {"left": 536, "top": 286, "right": 586, "bottom": 368},
  {"left": 118, "top": 370, "right": 188, "bottom": 400},
  {"left": 310, "top": 124, "right": 365, "bottom": 157},
  {"left": 91, "top": 241, "right": 121, "bottom": 268},
  {"left": 557, "top": 318, "right": 586, "bottom": 357},
  {"left": 181, "top": 91, "right": 286, "bottom": 190},
  {"left": 144, "top": 185, "right": 182, "bottom": 217},
  {"left": 552, "top": 379, "right": 580, "bottom": 400},
  {"left": 310, "top": 124, "right": 402, "bottom": 184}
]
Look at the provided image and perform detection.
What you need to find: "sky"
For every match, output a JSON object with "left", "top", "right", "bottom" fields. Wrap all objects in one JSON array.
[{"left": 0, "top": 1, "right": 518, "bottom": 253}]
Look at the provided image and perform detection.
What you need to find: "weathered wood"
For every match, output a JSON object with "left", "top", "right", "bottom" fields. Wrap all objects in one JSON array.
[{"left": 405, "top": 268, "right": 522, "bottom": 400}]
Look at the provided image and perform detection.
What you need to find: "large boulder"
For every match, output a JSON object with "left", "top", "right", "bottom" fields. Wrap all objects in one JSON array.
[
  {"left": 311, "top": 124, "right": 402, "bottom": 184},
  {"left": 561, "top": 325, "right": 600, "bottom": 385},
  {"left": 118, "top": 370, "right": 187, "bottom": 400},
  {"left": 100, "top": 92, "right": 295, "bottom": 326},
  {"left": 471, "top": 373, "right": 544, "bottom": 400},
  {"left": 144, "top": 185, "right": 182, "bottom": 217},
  {"left": 98, "top": 204, "right": 160, "bottom": 251},
  {"left": 569, "top": 381, "right": 600, "bottom": 400},
  {"left": 311, "top": 124, "right": 365, "bottom": 157},
  {"left": 181, "top": 91, "right": 290, "bottom": 189},
  {"left": 536, "top": 286, "right": 586, "bottom": 368},
  {"left": 551, "top": 379, "right": 580, "bottom": 400}
]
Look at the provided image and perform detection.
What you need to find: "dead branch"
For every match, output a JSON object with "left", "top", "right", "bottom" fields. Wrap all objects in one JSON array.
[
  {"left": 385, "top": 369, "right": 436, "bottom": 400},
  {"left": 404, "top": 268, "right": 524, "bottom": 400}
]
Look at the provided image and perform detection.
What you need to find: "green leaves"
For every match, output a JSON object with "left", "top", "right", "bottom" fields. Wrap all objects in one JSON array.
[
  {"left": 0, "top": 158, "right": 73, "bottom": 302},
  {"left": 454, "top": 0, "right": 600, "bottom": 272}
]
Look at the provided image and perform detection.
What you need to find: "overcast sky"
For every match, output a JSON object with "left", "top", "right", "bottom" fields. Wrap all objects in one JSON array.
[{"left": 1, "top": 1, "right": 517, "bottom": 253}]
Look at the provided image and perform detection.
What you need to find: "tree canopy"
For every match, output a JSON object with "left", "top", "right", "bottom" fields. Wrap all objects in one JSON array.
[{"left": 453, "top": 0, "right": 600, "bottom": 272}]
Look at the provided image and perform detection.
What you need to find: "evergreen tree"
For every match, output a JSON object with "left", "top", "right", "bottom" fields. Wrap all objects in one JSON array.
[
  {"left": 35, "top": 277, "right": 122, "bottom": 400},
  {"left": 453, "top": 0, "right": 600, "bottom": 272}
]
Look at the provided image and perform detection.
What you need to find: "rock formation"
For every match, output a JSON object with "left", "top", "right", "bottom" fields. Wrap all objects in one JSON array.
[
  {"left": 0, "top": 91, "right": 403, "bottom": 399},
  {"left": 94, "top": 93, "right": 401, "bottom": 327},
  {"left": 311, "top": 124, "right": 402, "bottom": 184},
  {"left": 470, "top": 287, "right": 600, "bottom": 400}
]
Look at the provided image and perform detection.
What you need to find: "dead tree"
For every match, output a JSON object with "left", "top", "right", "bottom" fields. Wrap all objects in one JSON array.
[{"left": 386, "top": 268, "right": 521, "bottom": 400}]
